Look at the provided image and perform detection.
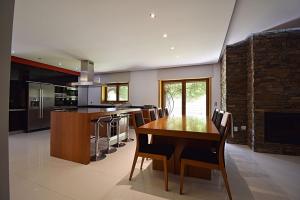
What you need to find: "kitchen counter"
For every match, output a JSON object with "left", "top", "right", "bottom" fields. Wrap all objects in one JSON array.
[{"left": 50, "top": 107, "right": 140, "bottom": 164}]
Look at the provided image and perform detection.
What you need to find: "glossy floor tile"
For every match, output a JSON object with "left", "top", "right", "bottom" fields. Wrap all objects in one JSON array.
[{"left": 9, "top": 130, "right": 300, "bottom": 200}]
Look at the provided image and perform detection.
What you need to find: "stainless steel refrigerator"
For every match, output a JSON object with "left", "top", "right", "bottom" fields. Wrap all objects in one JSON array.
[{"left": 28, "top": 82, "right": 55, "bottom": 131}]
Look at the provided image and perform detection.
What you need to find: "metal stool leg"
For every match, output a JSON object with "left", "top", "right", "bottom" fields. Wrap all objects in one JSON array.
[
  {"left": 123, "top": 114, "right": 134, "bottom": 142},
  {"left": 113, "top": 117, "right": 126, "bottom": 148},
  {"left": 105, "top": 122, "right": 117, "bottom": 154},
  {"left": 91, "top": 122, "right": 106, "bottom": 161}
]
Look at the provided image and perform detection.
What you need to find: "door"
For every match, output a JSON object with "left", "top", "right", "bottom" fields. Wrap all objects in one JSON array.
[
  {"left": 161, "top": 78, "right": 209, "bottom": 116},
  {"left": 162, "top": 81, "right": 183, "bottom": 116},
  {"left": 186, "top": 80, "right": 208, "bottom": 116},
  {"left": 28, "top": 82, "right": 42, "bottom": 131},
  {"left": 41, "top": 84, "right": 55, "bottom": 128}
]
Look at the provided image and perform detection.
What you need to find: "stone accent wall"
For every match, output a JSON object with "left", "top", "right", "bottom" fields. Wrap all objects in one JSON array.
[
  {"left": 222, "top": 28, "right": 300, "bottom": 155},
  {"left": 220, "top": 52, "right": 226, "bottom": 111},
  {"left": 247, "top": 36, "right": 254, "bottom": 149},
  {"left": 222, "top": 40, "right": 249, "bottom": 144},
  {"left": 252, "top": 29, "right": 300, "bottom": 155}
]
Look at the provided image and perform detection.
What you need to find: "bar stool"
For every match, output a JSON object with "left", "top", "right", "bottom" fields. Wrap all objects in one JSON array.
[
  {"left": 102, "top": 116, "right": 117, "bottom": 154},
  {"left": 121, "top": 113, "right": 134, "bottom": 142},
  {"left": 91, "top": 116, "right": 111, "bottom": 161},
  {"left": 112, "top": 115, "right": 126, "bottom": 148}
]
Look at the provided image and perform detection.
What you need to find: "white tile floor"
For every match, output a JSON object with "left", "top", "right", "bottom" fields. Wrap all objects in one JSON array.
[{"left": 9, "top": 130, "right": 300, "bottom": 200}]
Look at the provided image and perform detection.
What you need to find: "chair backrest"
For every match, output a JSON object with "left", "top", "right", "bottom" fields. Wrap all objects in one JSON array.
[
  {"left": 149, "top": 109, "right": 157, "bottom": 121},
  {"left": 132, "top": 111, "right": 149, "bottom": 150},
  {"left": 215, "top": 111, "right": 224, "bottom": 129},
  {"left": 158, "top": 108, "right": 164, "bottom": 118},
  {"left": 217, "top": 112, "right": 232, "bottom": 167},
  {"left": 212, "top": 108, "right": 219, "bottom": 122},
  {"left": 164, "top": 108, "right": 169, "bottom": 116}
]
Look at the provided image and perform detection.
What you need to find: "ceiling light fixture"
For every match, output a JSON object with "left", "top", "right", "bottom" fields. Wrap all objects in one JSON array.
[
  {"left": 163, "top": 33, "right": 168, "bottom": 38},
  {"left": 150, "top": 13, "right": 156, "bottom": 19},
  {"left": 58, "top": 62, "right": 62, "bottom": 66},
  {"left": 170, "top": 46, "right": 175, "bottom": 50},
  {"left": 11, "top": 50, "right": 15, "bottom": 54}
]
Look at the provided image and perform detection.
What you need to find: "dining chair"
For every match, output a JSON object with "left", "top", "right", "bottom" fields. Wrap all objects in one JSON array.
[
  {"left": 179, "top": 112, "right": 232, "bottom": 199},
  {"left": 149, "top": 109, "right": 157, "bottom": 121},
  {"left": 215, "top": 110, "right": 224, "bottom": 130},
  {"left": 158, "top": 108, "right": 164, "bottom": 118},
  {"left": 212, "top": 108, "right": 219, "bottom": 123},
  {"left": 164, "top": 108, "right": 169, "bottom": 116},
  {"left": 129, "top": 111, "right": 175, "bottom": 191}
]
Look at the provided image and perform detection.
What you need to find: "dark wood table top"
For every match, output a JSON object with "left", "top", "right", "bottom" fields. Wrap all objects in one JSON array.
[{"left": 137, "top": 116, "right": 220, "bottom": 141}]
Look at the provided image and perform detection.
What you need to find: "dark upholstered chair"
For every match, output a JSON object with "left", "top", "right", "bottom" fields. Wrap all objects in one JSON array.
[
  {"left": 129, "top": 111, "right": 175, "bottom": 191},
  {"left": 158, "top": 108, "right": 164, "bottom": 118},
  {"left": 149, "top": 109, "right": 157, "bottom": 121},
  {"left": 212, "top": 108, "right": 219, "bottom": 123},
  {"left": 164, "top": 108, "right": 169, "bottom": 116},
  {"left": 179, "top": 112, "right": 232, "bottom": 200},
  {"left": 215, "top": 110, "right": 224, "bottom": 130}
]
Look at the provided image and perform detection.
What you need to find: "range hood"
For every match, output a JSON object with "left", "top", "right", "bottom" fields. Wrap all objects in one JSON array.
[{"left": 71, "top": 60, "right": 101, "bottom": 86}]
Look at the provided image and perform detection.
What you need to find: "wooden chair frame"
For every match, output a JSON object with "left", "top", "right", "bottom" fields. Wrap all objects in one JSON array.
[
  {"left": 129, "top": 111, "right": 173, "bottom": 191},
  {"left": 179, "top": 113, "right": 232, "bottom": 200}
]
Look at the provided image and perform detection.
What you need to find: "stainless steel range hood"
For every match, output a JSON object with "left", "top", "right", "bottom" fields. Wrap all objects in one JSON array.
[{"left": 71, "top": 60, "right": 101, "bottom": 86}]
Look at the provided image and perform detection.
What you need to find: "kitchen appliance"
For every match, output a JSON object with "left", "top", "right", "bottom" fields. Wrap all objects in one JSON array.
[
  {"left": 28, "top": 82, "right": 55, "bottom": 131},
  {"left": 71, "top": 60, "right": 101, "bottom": 86}
]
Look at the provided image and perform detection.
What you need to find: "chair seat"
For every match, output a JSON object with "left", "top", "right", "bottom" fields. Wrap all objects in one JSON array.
[
  {"left": 140, "top": 144, "right": 174, "bottom": 160},
  {"left": 180, "top": 148, "right": 218, "bottom": 164}
]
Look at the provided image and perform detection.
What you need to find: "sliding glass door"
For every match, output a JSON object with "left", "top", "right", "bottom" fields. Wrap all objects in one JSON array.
[{"left": 162, "top": 79, "right": 209, "bottom": 117}]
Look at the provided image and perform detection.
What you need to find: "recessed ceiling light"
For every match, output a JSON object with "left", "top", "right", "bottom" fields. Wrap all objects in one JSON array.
[
  {"left": 163, "top": 33, "right": 168, "bottom": 38},
  {"left": 58, "top": 62, "right": 62, "bottom": 66},
  {"left": 150, "top": 13, "right": 156, "bottom": 19},
  {"left": 170, "top": 46, "right": 175, "bottom": 50}
]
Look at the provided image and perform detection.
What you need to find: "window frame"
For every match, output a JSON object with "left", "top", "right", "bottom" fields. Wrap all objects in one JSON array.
[
  {"left": 102, "top": 83, "right": 129, "bottom": 103},
  {"left": 159, "top": 78, "right": 210, "bottom": 116}
]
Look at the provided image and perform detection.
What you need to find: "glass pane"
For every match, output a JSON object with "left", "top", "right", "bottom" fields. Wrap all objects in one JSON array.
[
  {"left": 163, "top": 82, "right": 182, "bottom": 116},
  {"left": 186, "top": 81, "right": 207, "bottom": 117},
  {"left": 119, "top": 85, "right": 128, "bottom": 101},
  {"left": 107, "top": 86, "right": 117, "bottom": 101}
]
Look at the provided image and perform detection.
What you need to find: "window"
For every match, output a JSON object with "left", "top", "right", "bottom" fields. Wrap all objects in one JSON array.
[
  {"left": 102, "top": 83, "right": 129, "bottom": 103},
  {"left": 160, "top": 78, "right": 209, "bottom": 116}
]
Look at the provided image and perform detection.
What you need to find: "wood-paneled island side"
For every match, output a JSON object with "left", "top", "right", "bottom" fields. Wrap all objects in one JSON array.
[{"left": 50, "top": 108, "right": 140, "bottom": 164}]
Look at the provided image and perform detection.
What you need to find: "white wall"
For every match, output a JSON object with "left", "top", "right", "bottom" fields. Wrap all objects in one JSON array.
[
  {"left": 95, "top": 63, "right": 221, "bottom": 114},
  {"left": 129, "top": 70, "right": 158, "bottom": 106},
  {"left": 0, "top": 0, "right": 14, "bottom": 199}
]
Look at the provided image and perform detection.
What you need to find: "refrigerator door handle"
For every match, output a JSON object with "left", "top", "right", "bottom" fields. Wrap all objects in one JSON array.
[
  {"left": 39, "top": 88, "right": 42, "bottom": 119},
  {"left": 41, "top": 89, "right": 44, "bottom": 118}
]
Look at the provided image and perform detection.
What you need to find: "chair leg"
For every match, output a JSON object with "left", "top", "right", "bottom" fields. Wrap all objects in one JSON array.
[
  {"left": 163, "top": 157, "right": 168, "bottom": 191},
  {"left": 140, "top": 157, "right": 145, "bottom": 170},
  {"left": 129, "top": 153, "right": 138, "bottom": 181},
  {"left": 221, "top": 168, "right": 232, "bottom": 200},
  {"left": 180, "top": 160, "right": 185, "bottom": 195}
]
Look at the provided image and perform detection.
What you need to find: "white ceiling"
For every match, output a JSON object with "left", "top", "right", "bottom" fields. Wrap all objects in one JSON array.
[
  {"left": 12, "top": 0, "right": 300, "bottom": 73},
  {"left": 226, "top": 0, "right": 300, "bottom": 45}
]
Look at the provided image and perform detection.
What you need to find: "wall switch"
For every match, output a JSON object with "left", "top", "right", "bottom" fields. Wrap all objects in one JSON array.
[
  {"left": 234, "top": 126, "right": 238, "bottom": 132},
  {"left": 241, "top": 126, "right": 247, "bottom": 131}
]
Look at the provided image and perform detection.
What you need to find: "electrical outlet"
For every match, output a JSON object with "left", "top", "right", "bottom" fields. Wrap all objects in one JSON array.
[
  {"left": 234, "top": 126, "right": 238, "bottom": 132},
  {"left": 241, "top": 126, "right": 247, "bottom": 131}
]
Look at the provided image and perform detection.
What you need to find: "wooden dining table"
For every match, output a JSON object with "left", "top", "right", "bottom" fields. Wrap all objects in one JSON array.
[{"left": 136, "top": 115, "right": 220, "bottom": 180}]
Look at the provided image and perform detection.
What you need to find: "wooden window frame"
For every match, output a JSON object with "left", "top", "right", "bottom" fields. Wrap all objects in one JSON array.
[
  {"left": 160, "top": 78, "right": 210, "bottom": 116},
  {"left": 102, "top": 83, "right": 129, "bottom": 104}
]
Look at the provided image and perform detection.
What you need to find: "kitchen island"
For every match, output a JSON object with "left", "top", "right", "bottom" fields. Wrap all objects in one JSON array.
[{"left": 50, "top": 107, "right": 140, "bottom": 164}]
